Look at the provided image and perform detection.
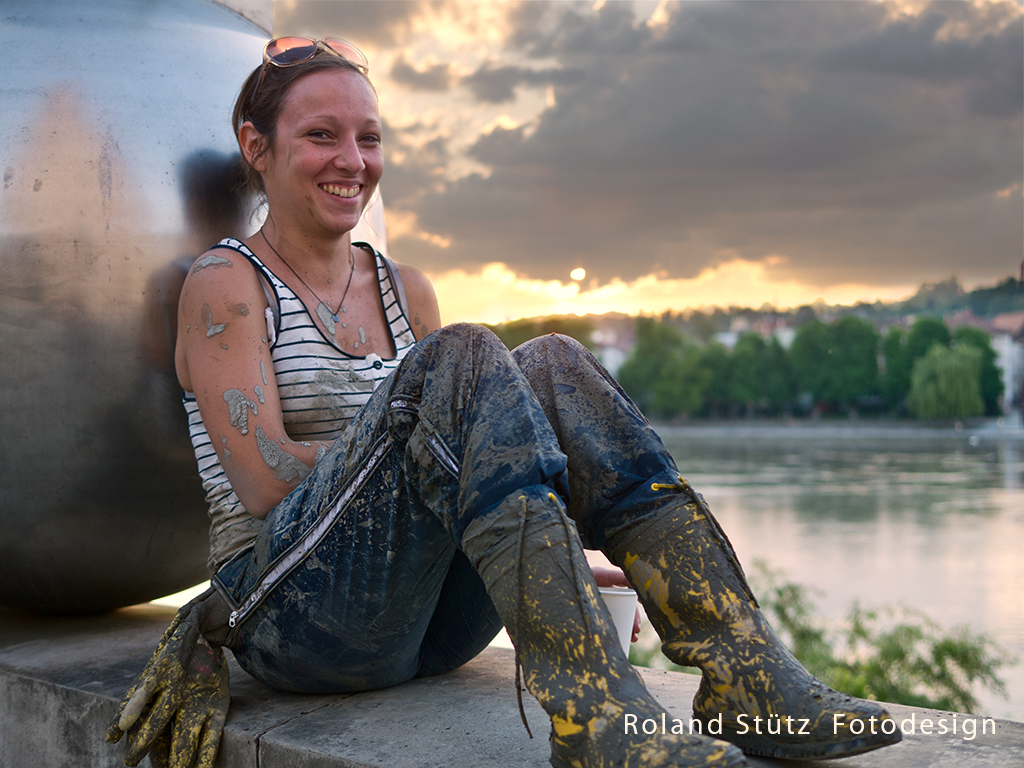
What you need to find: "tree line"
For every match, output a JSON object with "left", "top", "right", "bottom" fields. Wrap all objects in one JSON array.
[{"left": 615, "top": 315, "right": 1003, "bottom": 421}]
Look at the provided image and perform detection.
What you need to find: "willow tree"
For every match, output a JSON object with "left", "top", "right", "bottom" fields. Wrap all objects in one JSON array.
[
  {"left": 908, "top": 345, "right": 984, "bottom": 419},
  {"left": 954, "top": 326, "right": 1004, "bottom": 415}
]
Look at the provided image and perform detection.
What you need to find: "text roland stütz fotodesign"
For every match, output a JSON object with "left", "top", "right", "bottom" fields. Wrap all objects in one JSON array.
[{"left": 623, "top": 711, "right": 999, "bottom": 742}]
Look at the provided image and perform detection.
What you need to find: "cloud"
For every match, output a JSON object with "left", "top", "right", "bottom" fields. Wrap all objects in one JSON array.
[
  {"left": 515, "top": 0, "right": 652, "bottom": 59},
  {"left": 379, "top": 117, "right": 450, "bottom": 206},
  {"left": 820, "top": 5, "right": 1024, "bottom": 118},
  {"left": 461, "top": 62, "right": 584, "bottom": 104},
  {"left": 274, "top": 0, "right": 426, "bottom": 46},
  {"left": 276, "top": 0, "right": 1023, "bottom": 308},
  {"left": 397, "top": 0, "right": 1022, "bottom": 291},
  {"left": 390, "top": 54, "right": 456, "bottom": 91}
]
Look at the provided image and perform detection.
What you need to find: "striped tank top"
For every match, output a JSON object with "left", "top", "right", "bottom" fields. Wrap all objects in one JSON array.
[{"left": 183, "top": 238, "right": 418, "bottom": 572}]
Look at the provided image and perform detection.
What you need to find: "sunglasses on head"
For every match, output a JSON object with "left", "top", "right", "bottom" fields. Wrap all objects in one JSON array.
[{"left": 252, "top": 37, "right": 369, "bottom": 102}]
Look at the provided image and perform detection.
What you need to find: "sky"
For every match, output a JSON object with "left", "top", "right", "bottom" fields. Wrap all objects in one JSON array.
[{"left": 272, "top": 0, "right": 1024, "bottom": 324}]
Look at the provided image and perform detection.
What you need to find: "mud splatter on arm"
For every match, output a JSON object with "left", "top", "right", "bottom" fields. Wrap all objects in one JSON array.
[
  {"left": 190, "top": 253, "right": 233, "bottom": 274},
  {"left": 223, "top": 389, "right": 258, "bottom": 435},
  {"left": 178, "top": 246, "right": 338, "bottom": 519},
  {"left": 202, "top": 304, "right": 227, "bottom": 337},
  {"left": 412, "top": 314, "right": 437, "bottom": 340},
  {"left": 255, "top": 426, "right": 312, "bottom": 484}
]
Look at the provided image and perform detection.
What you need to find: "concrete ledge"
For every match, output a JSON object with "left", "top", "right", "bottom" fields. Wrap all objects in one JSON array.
[{"left": 1, "top": 605, "right": 1021, "bottom": 767}]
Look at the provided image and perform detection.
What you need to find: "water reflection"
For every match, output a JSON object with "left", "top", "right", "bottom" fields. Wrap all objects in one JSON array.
[{"left": 661, "top": 430, "right": 1024, "bottom": 721}]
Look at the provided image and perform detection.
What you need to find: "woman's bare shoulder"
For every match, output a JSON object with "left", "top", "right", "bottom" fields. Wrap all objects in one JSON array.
[
  {"left": 394, "top": 261, "right": 441, "bottom": 339},
  {"left": 182, "top": 243, "right": 258, "bottom": 288},
  {"left": 175, "top": 243, "right": 269, "bottom": 391},
  {"left": 178, "top": 242, "right": 270, "bottom": 315},
  {"left": 393, "top": 261, "right": 433, "bottom": 292}
]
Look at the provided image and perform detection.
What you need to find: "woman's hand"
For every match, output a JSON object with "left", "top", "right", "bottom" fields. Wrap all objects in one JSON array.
[
  {"left": 589, "top": 565, "right": 642, "bottom": 643},
  {"left": 107, "top": 588, "right": 231, "bottom": 768}
]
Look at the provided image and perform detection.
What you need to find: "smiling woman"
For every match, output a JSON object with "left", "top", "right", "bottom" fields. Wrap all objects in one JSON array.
[{"left": 109, "top": 33, "right": 902, "bottom": 768}]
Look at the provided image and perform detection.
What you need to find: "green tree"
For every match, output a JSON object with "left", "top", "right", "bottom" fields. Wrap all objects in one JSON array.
[
  {"left": 617, "top": 317, "right": 687, "bottom": 417},
  {"left": 631, "top": 563, "right": 1015, "bottom": 714},
  {"left": 902, "top": 277, "right": 967, "bottom": 315},
  {"left": 727, "top": 333, "right": 796, "bottom": 415},
  {"left": 752, "top": 564, "right": 1013, "bottom": 714},
  {"left": 907, "top": 316, "right": 951, "bottom": 360},
  {"left": 793, "top": 304, "right": 818, "bottom": 327},
  {"left": 790, "top": 320, "right": 836, "bottom": 404},
  {"left": 954, "top": 326, "right": 1004, "bottom": 416},
  {"left": 487, "top": 316, "right": 595, "bottom": 350},
  {"left": 908, "top": 345, "right": 984, "bottom": 419},
  {"left": 729, "top": 333, "right": 769, "bottom": 413},
  {"left": 761, "top": 337, "right": 797, "bottom": 414},
  {"left": 881, "top": 326, "right": 912, "bottom": 411},
  {"left": 651, "top": 345, "right": 712, "bottom": 416},
  {"left": 698, "top": 341, "right": 733, "bottom": 418},
  {"left": 966, "top": 276, "right": 1024, "bottom": 317},
  {"left": 687, "top": 310, "right": 719, "bottom": 344},
  {"left": 790, "top": 318, "right": 879, "bottom": 411},
  {"left": 883, "top": 317, "right": 953, "bottom": 413},
  {"left": 830, "top": 316, "right": 881, "bottom": 408}
]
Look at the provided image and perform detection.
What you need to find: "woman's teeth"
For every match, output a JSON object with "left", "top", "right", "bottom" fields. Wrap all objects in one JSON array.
[{"left": 322, "top": 184, "right": 359, "bottom": 198}]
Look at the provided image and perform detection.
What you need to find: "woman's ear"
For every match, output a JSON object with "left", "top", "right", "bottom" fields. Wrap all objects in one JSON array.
[{"left": 238, "top": 121, "right": 268, "bottom": 173}]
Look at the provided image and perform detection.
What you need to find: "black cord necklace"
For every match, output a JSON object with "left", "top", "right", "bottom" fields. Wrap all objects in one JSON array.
[{"left": 260, "top": 228, "right": 354, "bottom": 333}]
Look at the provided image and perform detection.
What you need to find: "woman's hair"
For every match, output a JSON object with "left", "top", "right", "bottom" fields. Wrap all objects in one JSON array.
[{"left": 232, "top": 52, "right": 374, "bottom": 200}]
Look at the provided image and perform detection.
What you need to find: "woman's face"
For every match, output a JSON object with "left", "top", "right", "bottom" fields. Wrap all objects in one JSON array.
[{"left": 260, "top": 68, "right": 383, "bottom": 238}]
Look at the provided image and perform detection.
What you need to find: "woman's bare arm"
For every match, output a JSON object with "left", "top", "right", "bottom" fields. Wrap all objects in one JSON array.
[{"left": 175, "top": 248, "right": 329, "bottom": 519}]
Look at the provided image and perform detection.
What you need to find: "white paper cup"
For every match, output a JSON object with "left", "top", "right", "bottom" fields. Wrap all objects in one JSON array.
[{"left": 598, "top": 586, "right": 638, "bottom": 656}]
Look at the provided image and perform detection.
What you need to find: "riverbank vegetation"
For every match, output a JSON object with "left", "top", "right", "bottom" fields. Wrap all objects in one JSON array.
[
  {"left": 487, "top": 275, "right": 1020, "bottom": 421},
  {"left": 615, "top": 313, "right": 1002, "bottom": 420},
  {"left": 628, "top": 562, "right": 1015, "bottom": 715}
]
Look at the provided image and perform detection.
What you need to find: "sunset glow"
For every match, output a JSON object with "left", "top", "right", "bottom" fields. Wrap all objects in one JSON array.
[{"left": 431, "top": 258, "right": 920, "bottom": 325}]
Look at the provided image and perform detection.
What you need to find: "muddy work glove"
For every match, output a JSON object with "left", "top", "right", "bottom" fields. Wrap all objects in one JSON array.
[{"left": 107, "top": 588, "right": 232, "bottom": 768}]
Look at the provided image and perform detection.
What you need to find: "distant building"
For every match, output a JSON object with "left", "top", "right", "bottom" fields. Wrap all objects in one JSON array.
[
  {"left": 717, "top": 314, "right": 794, "bottom": 350},
  {"left": 991, "top": 312, "right": 1024, "bottom": 411},
  {"left": 715, "top": 330, "right": 739, "bottom": 350},
  {"left": 948, "top": 310, "right": 1024, "bottom": 413},
  {"left": 774, "top": 326, "right": 796, "bottom": 350},
  {"left": 590, "top": 314, "right": 635, "bottom": 377}
]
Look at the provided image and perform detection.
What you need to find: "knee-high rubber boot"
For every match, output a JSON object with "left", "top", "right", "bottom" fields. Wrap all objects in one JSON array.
[
  {"left": 605, "top": 474, "right": 902, "bottom": 760},
  {"left": 462, "top": 488, "right": 747, "bottom": 768}
]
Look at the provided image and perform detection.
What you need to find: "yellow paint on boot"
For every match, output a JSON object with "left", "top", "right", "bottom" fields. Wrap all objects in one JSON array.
[
  {"left": 552, "top": 700, "right": 585, "bottom": 737},
  {"left": 620, "top": 553, "right": 683, "bottom": 628}
]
